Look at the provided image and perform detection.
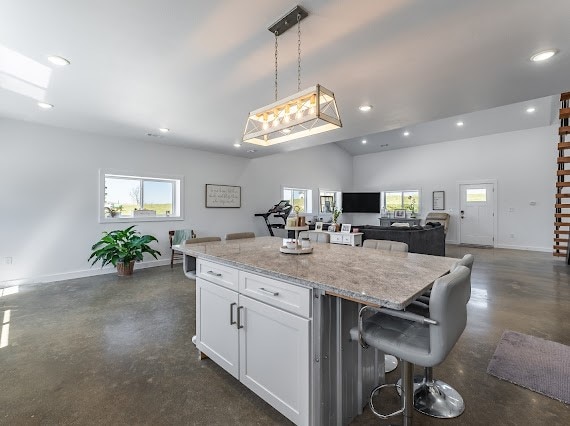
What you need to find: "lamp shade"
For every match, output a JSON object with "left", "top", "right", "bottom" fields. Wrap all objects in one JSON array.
[{"left": 243, "top": 85, "right": 342, "bottom": 146}]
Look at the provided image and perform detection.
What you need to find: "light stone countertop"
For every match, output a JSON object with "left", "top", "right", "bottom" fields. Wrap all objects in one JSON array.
[{"left": 174, "top": 236, "right": 458, "bottom": 310}]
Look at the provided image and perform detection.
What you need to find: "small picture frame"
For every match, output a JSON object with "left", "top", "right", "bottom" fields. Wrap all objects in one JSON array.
[
  {"left": 394, "top": 209, "right": 406, "bottom": 219},
  {"left": 328, "top": 225, "right": 336, "bottom": 232},
  {"left": 315, "top": 222, "right": 323, "bottom": 232},
  {"left": 341, "top": 223, "right": 352, "bottom": 233}
]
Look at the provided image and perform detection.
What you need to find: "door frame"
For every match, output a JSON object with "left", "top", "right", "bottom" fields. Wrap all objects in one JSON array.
[{"left": 456, "top": 179, "right": 498, "bottom": 247}]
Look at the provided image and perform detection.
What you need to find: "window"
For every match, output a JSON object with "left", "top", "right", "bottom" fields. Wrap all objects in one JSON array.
[
  {"left": 282, "top": 187, "right": 313, "bottom": 213},
  {"left": 100, "top": 171, "right": 183, "bottom": 222},
  {"left": 382, "top": 190, "right": 420, "bottom": 213},
  {"left": 466, "top": 188, "right": 487, "bottom": 202},
  {"left": 319, "top": 189, "right": 342, "bottom": 214}
]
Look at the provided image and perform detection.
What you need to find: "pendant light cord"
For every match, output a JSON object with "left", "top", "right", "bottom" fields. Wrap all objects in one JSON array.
[{"left": 274, "top": 30, "right": 279, "bottom": 101}]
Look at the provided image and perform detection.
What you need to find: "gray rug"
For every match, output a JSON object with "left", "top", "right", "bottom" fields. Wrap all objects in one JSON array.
[{"left": 487, "top": 330, "right": 570, "bottom": 404}]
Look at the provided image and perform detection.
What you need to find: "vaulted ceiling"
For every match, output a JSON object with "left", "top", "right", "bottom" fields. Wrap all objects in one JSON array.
[{"left": 0, "top": 0, "right": 568, "bottom": 157}]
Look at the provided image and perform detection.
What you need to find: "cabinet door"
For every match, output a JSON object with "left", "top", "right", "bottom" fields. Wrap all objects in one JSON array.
[
  {"left": 196, "top": 278, "right": 239, "bottom": 378},
  {"left": 239, "top": 295, "right": 310, "bottom": 426},
  {"left": 330, "top": 233, "right": 343, "bottom": 244}
]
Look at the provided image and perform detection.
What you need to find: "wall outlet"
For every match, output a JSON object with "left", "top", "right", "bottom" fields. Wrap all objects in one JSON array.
[
  {"left": 508, "top": 208, "right": 515, "bottom": 212},
  {"left": 3, "top": 257, "right": 12, "bottom": 265},
  {"left": 509, "top": 234, "right": 515, "bottom": 239}
]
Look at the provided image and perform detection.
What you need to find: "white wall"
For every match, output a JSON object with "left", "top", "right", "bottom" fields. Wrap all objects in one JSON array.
[
  {"left": 351, "top": 125, "right": 557, "bottom": 251},
  {"left": 240, "top": 143, "right": 353, "bottom": 237},
  {"left": 0, "top": 118, "right": 251, "bottom": 284},
  {"left": 0, "top": 118, "right": 352, "bottom": 285}
]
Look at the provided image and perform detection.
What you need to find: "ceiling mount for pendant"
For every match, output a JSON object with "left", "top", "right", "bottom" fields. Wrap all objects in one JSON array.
[{"left": 268, "top": 5, "right": 308, "bottom": 36}]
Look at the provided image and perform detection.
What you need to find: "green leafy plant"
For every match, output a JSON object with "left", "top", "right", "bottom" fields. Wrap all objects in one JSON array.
[
  {"left": 332, "top": 203, "right": 342, "bottom": 223},
  {"left": 89, "top": 225, "right": 161, "bottom": 268},
  {"left": 105, "top": 204, "right": 123, "bottom": 218}
]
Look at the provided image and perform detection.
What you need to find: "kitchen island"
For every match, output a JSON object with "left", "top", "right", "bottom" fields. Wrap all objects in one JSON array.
[{"left": 175, "top": 236, "right": 457, "bottom": 426}]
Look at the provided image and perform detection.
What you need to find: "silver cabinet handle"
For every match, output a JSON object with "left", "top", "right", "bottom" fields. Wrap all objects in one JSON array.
[
  {"left": 237, "top": 306, "right": 244, "bottom": 329},
  {"left": 206, "top": 270, "right": 222, "bottom": 277},
  {"left": 259, "top": 287, "right": 279, "bottom": 296},
  {"left": 230, "top": 302, "right": 237, "bottom": 325}
]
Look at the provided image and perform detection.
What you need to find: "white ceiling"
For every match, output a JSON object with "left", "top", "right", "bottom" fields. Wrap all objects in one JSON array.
[{"left": 0, "top": 0, "right": 568, "bottom": 158}]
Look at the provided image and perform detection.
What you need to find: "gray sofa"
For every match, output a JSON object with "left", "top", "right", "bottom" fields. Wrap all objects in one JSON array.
[{"left": 355, "top": 224, "right": 445, "bottom": 256}]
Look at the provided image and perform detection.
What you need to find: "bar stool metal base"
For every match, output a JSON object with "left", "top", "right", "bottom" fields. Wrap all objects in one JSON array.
[
  {"left": 396, "top": 374, "right": 465, "bottom": 419},
  {"left": 414, "top": 379, "right": 465, "bottom": 418},
  {"left": 384, "top": 354, "right": 398, "bottom": 373}
]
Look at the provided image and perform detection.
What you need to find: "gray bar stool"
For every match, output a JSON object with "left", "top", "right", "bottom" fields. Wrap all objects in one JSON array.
[
  {"left": 403, "top": 254, "right": 474, "bottom": 418},
  {"left": 225, "top": 232, "right": 255, "bottom": 240},
  {"left": 353, "top": 266, "right": 471, "bottom": 425}
]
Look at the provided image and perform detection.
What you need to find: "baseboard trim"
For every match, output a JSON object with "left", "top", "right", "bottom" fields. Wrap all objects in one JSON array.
[
  {"left": 0, "top": 258, "right": 179, "bottom": 288},
  {"left": 494, "top": 244, "right": 551, "bottom": 253}
]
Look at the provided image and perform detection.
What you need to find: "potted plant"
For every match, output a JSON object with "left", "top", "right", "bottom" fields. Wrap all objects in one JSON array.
[
  {"left": 332, "top": 204, "right": 342, "bottom": 231},
  {"left": 105, "top": 204, "right": 123, "bottom": 218},
  {"left": 89, "top": 225, "right": 161, "bottom": 276}
]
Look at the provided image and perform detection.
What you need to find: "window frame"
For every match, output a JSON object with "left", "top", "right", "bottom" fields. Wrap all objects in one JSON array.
[
  {"left": 282, "top": 186, "right": 313, "bottom": 214},
  {"left": 318, "top": 188, "right": 342, "bottom": 214},
  {"left": 99, "top": 169, "right": 184, "bottom": 223},
  {"left": 381, "top": 189, "right": 421, "bottom": 213}
]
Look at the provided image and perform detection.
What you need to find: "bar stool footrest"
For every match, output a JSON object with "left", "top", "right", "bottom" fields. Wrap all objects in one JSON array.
[{"left": 369, "top": 383, "right": 404, "bottom": 419}]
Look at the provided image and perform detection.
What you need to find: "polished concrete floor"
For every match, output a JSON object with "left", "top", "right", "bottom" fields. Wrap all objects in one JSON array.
[{"left": 0, "top": 246, "right": 569, "bottom": 425}]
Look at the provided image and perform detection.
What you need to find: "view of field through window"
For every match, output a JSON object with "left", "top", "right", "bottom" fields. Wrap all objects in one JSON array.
[
  {"left": 105, "top": 176, "right": 174, "bottom": 217},
  {"left": 384, "top": 190, "right": 419, "bottom": 212}
]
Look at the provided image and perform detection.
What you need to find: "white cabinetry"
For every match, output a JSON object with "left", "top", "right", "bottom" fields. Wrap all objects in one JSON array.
[
  {"left": 196, "top": 278, "right": 239, "bottom": 378},
  {"left": 195, "top": 260, "right": 311, "bottom": 426},
  {"left": 329, "top": 232, "right": 363, "bottom": 246}
]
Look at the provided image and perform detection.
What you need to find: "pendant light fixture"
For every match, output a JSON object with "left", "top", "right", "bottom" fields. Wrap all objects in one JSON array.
[{"left": 243, "top": 5, "right": 342, "bottom": 147}]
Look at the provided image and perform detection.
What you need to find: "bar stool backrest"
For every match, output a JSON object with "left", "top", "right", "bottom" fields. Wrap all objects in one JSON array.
[{"left": 428, "top": 265, "right": 471, "bottom": 365}]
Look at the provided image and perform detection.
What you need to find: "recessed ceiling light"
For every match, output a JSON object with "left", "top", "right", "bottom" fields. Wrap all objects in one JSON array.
[
  {"left": 159, "top": 128, "right": 170, "bottom": 133},
  {"left": 361, "top": 139, "right": 367, "bottom": 144},
  {"left": 246, "top": 149, "right": 257, "bottom": 153},
  {"left": 403, "top": 131, "right": 410, "bottom": 136},
  {"left": 456, "top": 121, "right": 464, "bottom": 127},
  {"left": 37, "top": 102, "right": 54, "bottom": 109},
  {"left": 526, "top": 107, "right": 536, "bottom": 113},
  {"left": 281, "top": 128, "right": 291, "bottom": 134},
  {"left": 530, "top": 49, "right": 558, "bottom": 62},
  {"left": 358, "top": 105, "right": 373, "bottom": 112},
  {"left": 233, "top": 143, "right": 241, "bottom": 148},
  {"left": 47, "top": 55, "right": 70, "bottom": 66}
]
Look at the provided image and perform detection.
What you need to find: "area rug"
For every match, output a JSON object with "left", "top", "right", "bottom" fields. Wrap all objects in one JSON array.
[{"left": 487, "top": 330, "right": 570, "bottom": 404}]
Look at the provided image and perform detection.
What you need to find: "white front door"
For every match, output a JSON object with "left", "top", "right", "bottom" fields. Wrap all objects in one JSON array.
[{"left": 459, "top": 183, "right": 495, "bottom": 246}]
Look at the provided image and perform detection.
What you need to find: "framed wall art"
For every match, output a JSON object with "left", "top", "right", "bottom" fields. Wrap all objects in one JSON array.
[
  {"left": 205, "top": 184, "right": 241, "bottom": 208},
  {"left": 433, "top": 191, "right": 445, "bottom": 210}
]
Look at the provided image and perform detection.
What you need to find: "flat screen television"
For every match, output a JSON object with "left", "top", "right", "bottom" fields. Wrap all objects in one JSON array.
[{"left": 342, "top": 192, "right": 380, "bottom": 213}]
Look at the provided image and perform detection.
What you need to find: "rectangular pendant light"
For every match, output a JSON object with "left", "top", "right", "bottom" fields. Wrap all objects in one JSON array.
[{"left": 243, "top": 84, "right": 342, "bottom": 146}]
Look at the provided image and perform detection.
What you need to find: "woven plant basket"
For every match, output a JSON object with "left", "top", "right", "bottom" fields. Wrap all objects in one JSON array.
[{"left": 116, "top": 260, "right": 135, "bottom": 276}]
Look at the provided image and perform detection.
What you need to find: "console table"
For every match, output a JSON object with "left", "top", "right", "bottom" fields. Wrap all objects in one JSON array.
[
  {"left": 378, "top": 217, "right": 421, "bottom": 227},
  {"left": 329, "top": 232, "right": 363, "bottom": 247}
]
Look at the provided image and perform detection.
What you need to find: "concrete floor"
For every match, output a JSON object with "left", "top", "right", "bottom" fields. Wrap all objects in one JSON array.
[{"left": 0, "top": 246, "right": 569, "bottom": 425}]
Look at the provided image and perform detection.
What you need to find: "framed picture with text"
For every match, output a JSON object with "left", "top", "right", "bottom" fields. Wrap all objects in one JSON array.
[{"left": 433, "top": 191, "right": 445, "bottom": 210}]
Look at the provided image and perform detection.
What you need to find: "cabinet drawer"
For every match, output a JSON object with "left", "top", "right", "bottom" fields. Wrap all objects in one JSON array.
[
  {"left": 239, "top": 272, "right": 311, "bottom": 318},
  {"left": 342, "top": 234, "right": 352, "bottom": 244},
  {"left": 330, "top": 234, "right": 343, "bottom": 244},
  {"left": 197, "top": 259, "right": 238, "bottom": 291}
]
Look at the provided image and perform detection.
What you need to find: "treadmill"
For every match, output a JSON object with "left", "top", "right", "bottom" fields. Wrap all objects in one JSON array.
[{"left": 254, "top": 200, "right": 293, "bottom": 236}]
